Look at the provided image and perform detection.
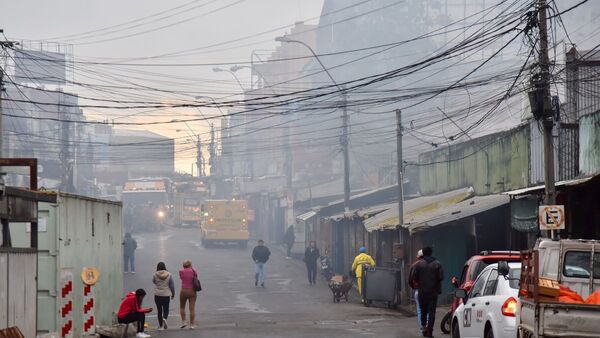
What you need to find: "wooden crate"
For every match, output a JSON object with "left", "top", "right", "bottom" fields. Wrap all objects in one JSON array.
[{"left": 538, "top": 278, "right": 560, "bottom": 298}]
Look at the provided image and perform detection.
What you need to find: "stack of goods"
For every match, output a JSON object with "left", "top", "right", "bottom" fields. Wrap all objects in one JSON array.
[{"left": 538, "top": 278, "right": 560, "bottom": 302}]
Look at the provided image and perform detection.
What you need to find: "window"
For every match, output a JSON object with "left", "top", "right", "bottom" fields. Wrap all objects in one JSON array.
[
  {"left": 460, "top": 265, "right": 469, "bottom": 285},
  {"left": 483, "top": 269, "right": 499, "bottom": 296},
  {"left": 470, "top": 270, "right": 490, "bottom": 298},
  {"left": 563, "top": 251, "right": 600, "bottom": 279},
  {"left": 469, "top": 261, "right": 490, "bottom": 282},
  {"left": 508, "top": 268, "right": 521, "bottom": 289}
]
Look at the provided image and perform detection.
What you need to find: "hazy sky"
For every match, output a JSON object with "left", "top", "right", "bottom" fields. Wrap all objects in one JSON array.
[{"left": 1, "top": 0, "right": 325, "bottom": 172}]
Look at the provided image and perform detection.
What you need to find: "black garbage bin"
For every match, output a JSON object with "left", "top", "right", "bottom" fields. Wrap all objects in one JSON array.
[{"left": 362, "top": 266, "right": 400, "bottom": 308}]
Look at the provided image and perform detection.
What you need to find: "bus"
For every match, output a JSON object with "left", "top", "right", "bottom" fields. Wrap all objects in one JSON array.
[
  {"left": 201, "top": 199, "right": 249, "bottom": 247},
  {"left": 122, "top": 178, "right": 172, "bottom": 232}
]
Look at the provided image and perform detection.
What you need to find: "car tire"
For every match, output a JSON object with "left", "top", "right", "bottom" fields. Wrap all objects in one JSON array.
[
  {"left": 451, "top": 319, "right": 460, "bottom": 338},
  {"left": 485, "top": 325, "right": 494, "bottom": 338},
  {"left": 440, "top": 312, "right": 452, "bottom": 334}
]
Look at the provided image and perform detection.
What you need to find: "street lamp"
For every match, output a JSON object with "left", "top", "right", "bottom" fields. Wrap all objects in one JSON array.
[
  {"left": 213, "top": 67, "right": 245, "bottom": 92},
  {"left": 275, "top": 36, "right": 342, "bottom": 92}
]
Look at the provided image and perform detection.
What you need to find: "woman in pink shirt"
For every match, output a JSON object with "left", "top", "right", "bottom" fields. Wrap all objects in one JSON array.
[{"left": 179, "top": 260, "right": 198, "bottom": 329}]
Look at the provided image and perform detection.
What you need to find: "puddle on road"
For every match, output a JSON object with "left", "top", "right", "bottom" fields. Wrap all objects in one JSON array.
[{"left": 234, "top": 292, "right": 271, "bottom": 313}]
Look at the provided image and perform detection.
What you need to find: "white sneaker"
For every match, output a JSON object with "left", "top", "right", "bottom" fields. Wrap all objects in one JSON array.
[
  {"left": 136, "top": 333, "right": 151, "bottom": 338},
  {"left": 190, "top": 324, "right": 196, "bottom": 330},
  {"left": 180, "top": 321, "right": 187, "bottom": 329},
  {"left": 163, "top": 318, "right": 168, "bottom": 329}
]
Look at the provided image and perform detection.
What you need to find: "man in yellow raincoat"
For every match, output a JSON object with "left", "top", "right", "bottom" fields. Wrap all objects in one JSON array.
[{"left": 351, "top": 246, "right": 375, "bottom": 296}]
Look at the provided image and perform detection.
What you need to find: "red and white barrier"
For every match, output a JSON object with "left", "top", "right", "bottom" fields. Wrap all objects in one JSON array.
[
  {"left": 83, "top": 284, "right": 95, "bottom": 334},
  {"left": 60, "top": 269, "right": 73, "bottom": 338}
]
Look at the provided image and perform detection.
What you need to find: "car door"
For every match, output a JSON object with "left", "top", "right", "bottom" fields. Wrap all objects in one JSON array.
[
  {"left": 477, "top": 269, "right": 500, "bottom": 336},
  {"left": 462, "top": 269, "right": 490, "bottom": 338}
]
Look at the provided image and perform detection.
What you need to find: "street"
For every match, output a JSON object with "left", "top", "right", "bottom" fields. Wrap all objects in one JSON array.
[{"left": 124, "top": 228, "right": 440, "bottom": 338}]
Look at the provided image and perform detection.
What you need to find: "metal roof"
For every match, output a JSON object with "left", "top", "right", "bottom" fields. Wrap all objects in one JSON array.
[
  {"left": 296, "top": 210, "right": 317, "bottom": 222},
  {"left": 503, "top": 174, "right": 599, "bottom": 196},
  {"left": 407, "top": 194, "right": 509, "bottom": 233},
  {"left": 363, "top": 187, "right": 474, "bottom": 232}
]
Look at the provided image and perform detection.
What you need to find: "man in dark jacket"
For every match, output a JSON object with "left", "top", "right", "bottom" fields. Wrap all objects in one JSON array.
[
  {"left": 282, "top": 225, "right": 295, "bottom": 258},
  {"left": 409, "top": 246, "right": 444, "bottom": 338},
  {"left": 304, "top": 241, "right": 320, "bottom": 285},
  {"left": 123, "top": 233, "right": 138, "bottom": 273},
  {"left": 252, "top": 240, "right": 271, "bottom": 287}
]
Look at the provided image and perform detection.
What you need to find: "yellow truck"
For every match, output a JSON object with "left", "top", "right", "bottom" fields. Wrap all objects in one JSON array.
[{"left": 201, "top": 200, "right": 249, "bottom": 247}]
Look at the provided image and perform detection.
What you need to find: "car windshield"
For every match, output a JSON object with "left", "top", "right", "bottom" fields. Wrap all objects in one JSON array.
[{"left": 508, "top": 268, "right": 521, "bottom": 289}]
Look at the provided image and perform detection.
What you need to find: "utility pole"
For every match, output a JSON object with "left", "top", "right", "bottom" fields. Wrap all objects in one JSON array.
[
  {"left": 538, "top": 0, "right": 556, "bottom": 208},
  {"left": 0, "top": 34, "right": 18, "bottom": 158},
  {"left": 196, "top": 135, "right": 203, "bottom": 177},
  {"left": 0, "top": 65, "right": 4, "bottom": 158},
  {"left": 341, "top": 91, "right": 350, "bottom": 211},
  {"left": 396, "top": 109, "right": 409, "bottom": 305},
  {"left": 209, "top": 124, "right": 216, "bottom": 176}
]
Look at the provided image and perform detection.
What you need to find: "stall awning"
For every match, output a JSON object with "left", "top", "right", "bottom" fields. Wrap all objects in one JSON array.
[
  {"left": 407, "top": 194, "right": 509, "bottom": 233},
  {"left": 364, "top": 187, "right": 474, "bottom": 232},
  {"left": 296, "top": 210, "right": 317, "bottom": 222}
]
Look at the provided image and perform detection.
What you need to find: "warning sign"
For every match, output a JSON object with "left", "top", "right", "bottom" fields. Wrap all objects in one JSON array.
[{"left": 539, "top": 205, "right": 565, "bottom": 230}]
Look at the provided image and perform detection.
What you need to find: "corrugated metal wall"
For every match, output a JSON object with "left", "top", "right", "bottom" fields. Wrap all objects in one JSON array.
[
  {"left": 418, "top": 124, "right": 530, "bottom": 195},
  {"left": 10, "top": 194, "right": 123, "bottom": 338},
  {"left": 0, "top": 249, "right": 37, "bottom": 338},
  {"left": 580, "top": 111, "right": 600, "bottom": 175}
]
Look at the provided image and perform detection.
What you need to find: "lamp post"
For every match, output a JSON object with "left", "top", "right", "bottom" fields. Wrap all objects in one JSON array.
[{"left": 275, "top": 35, "right": 350, "bottom": 212}]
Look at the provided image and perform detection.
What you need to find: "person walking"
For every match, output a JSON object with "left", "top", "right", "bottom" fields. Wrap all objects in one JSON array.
[
  {"left": 152, "top": 262, "right": 175, "bottom": 330},
  {"left": 252, "top": 240, "right": 271, "bottom": 287},
  {"left": 304, "top": 241, "right": 320, "bottom": 285},
  {"left": 117, "top": 289, "right": 152, "bottom": 338},
  {"left": 282, "top": 226, "right": 295, "bottom": 258},
  {"left": 409, "top": 250, "right": 425, "bottom": 327},
  {"left": 351, "top": 246, "right": 375, "bottom": 297},
  {"left": 123, "top": 233, "right": 138, "bottom": 273},
  {"left": 179, "top": 260, "right": 198, "bottom": 329},
  {"left": 410, "top": 246, "right": 444, "bottom": 338}
]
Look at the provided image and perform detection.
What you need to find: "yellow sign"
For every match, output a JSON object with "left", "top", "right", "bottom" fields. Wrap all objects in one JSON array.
[
  {"left": 81, "top": 267, "right": 100, "bottom": 285},
  {"left": 539, "top": 205, "right": 565, "bottom": 230}
]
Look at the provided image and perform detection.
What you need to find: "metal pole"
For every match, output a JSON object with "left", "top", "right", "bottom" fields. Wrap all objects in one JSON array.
[
  {"left": 396, "top": 109, "right": 409, "bottom": 305},
  {"left": 0, "top": 66, "right": 4, "bottom": 158},
  {"left": 342, "top": 92, "right": 350, "bottom": 211},
  {"left": 396, "top": 110, "right": 404, "bottom": 227}
]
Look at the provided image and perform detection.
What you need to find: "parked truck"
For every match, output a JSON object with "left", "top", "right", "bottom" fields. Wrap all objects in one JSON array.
[
  {"left": 172, "top": 180, "right": 207, "bottom": 228},
  {"left": 518, "top": 238, "right": 600, "bottom": 338}
]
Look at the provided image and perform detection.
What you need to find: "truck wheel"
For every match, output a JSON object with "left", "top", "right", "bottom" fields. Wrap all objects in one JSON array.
[{"left": 440, "top": 312, "right": 452, "bottom": 334}]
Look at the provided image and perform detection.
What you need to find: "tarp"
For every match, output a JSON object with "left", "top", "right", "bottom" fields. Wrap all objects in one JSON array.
[{"left": 363, "top": 187, "right": 474, "bottom": 232}]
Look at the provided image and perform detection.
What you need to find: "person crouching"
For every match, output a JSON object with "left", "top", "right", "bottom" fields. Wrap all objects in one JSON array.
[{"left": 117, "top": 288, "right": 153, "bottom": 338}]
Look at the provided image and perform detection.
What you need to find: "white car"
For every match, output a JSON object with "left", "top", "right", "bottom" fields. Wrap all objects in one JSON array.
[{"left": 451, "top": 262, "right": 521, "bottom": 338}]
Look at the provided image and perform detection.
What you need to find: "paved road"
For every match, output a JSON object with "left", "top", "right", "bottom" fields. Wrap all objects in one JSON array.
[{"left": 123, "top": 228, "right": 445, "bottom": 338}]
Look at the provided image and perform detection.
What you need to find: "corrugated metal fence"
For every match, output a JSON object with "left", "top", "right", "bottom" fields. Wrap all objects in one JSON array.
[{"left": 0, "top": 249, "right": 37, "bottom": 338}]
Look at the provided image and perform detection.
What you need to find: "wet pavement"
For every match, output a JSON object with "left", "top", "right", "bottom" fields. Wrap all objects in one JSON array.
[{"left": 123, "top": 228, "right": 446, "bottom": 337}]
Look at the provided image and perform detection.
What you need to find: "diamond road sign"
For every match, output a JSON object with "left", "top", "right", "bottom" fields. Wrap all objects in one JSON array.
[{"left": 538, "top": 205, "right": 565, "bottom": 230}]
